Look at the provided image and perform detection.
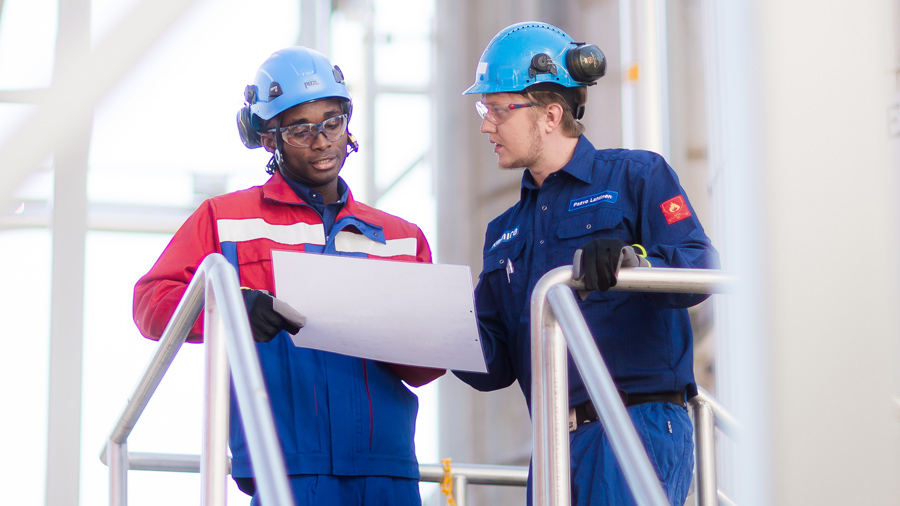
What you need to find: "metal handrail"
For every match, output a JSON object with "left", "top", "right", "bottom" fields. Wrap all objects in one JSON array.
[
  {"left": 693, "top": 387, "right": 743, "bottom": 441},
  {"left": 99, "top": 253, "right": 295, "bottom": 506},
  {"left": 99, "top": 257, "right": 740, "bottom": 506},
  {"left": 530, "top": 266, "right": 736, "bottom": 506},
  {"left": 101, "top": 450, "right": 528, "bottom": 506},
  {"left": 689, "top": 387, "right": 742, "bottom": 506},
  {"left": 107, "top": 451, "right": 531, "bottom": 485}
]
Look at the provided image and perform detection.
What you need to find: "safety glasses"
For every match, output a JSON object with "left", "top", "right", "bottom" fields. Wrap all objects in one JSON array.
[
  {"left": 475, "top": 100, "right": 539, "bottom": 125},
  {"left": 268, "top": 114, "right": 349, "bottom": 148}
]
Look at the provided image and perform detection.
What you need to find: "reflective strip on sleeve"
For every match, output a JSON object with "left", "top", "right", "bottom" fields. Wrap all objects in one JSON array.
[
  {"left": 217, "top": 218, "right": 326, "bottom": 245},
  {"left": 334, "top": 231, "right": 418, "bottom": 257}
]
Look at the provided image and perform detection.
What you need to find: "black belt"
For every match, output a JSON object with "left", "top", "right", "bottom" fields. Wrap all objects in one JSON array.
[{"left": 568, "top": 391, "right": 686, "bottom": 432}]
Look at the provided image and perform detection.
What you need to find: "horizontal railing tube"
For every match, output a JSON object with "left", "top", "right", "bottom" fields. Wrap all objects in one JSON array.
[
  {"left": 108, "top": 454, "right": 531, "bottom": 486},
  {"left": 611, "top": 267, "right": 735, "bottom": 294},
  {"left": 418, "top": 463, "right": 529, "bottom": 485}
]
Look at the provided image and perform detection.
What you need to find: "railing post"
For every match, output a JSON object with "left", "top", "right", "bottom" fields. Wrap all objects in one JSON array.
[
  {"left": 200, "top": 267, "right": 231, "bottom": 506},
  {"left": 692, "top": 401, "right": 718, "bottom": 506},
  {"left": 452, "top": 474, "right": 469, "bottom": 506},
  {"left": 107, "top": 440, "right": 127, "bottom": 506},
  {"left": 531, "top": 267, "right": 576, "bottom": 506},
  {"left": 208, "top": 258, "right": 296, "bottom": 506}
]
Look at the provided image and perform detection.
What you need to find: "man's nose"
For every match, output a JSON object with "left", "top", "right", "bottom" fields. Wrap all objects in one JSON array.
[
  {"left": 310, "top": 129, "right": 331, "bottom": 149},
  {"left": 480, "top": 117, "right": 496, "bottom": 134}
]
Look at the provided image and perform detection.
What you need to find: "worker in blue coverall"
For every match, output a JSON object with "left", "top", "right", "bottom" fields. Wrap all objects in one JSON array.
[
  {"left": 133, "top": 47, "right": 443, "bottom": 506},
  {"left": 452, "top": 22, "right": 720, "bottom": 506}
]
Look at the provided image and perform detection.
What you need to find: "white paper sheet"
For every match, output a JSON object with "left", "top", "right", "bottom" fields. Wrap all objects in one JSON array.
[{"left": 272, "top": 250, "right": 487, "bottom": 373}]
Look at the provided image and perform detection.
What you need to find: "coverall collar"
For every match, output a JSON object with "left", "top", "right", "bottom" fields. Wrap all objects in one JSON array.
[{"left": 521, "top": 135, "right": 596, "bottom": 197}]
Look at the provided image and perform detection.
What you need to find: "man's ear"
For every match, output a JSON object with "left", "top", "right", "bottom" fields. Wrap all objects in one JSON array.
[
  {"left": 542, "top": 102, "right": 565, "bottom": 133},
  {"left": 261, "top": 132, "right": 276, "bottom": 153}
]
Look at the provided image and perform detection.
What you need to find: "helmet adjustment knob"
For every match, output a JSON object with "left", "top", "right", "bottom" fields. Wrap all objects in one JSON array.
[{"left": 529, "top": 53, "right": 557, "bottom": 78}]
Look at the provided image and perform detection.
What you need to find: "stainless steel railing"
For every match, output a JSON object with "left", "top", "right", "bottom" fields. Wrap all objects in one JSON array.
[
  {"left": 530, "top": 266, "right": 737, "bottom": 506},
  {"left": 102, "top": 450, "right": 529, "bottom": 505},
  {"left": 99, "top": 253, "right": 295, "bottom": 506},
  {"left": 99, "top": 254, "right": 740, "bottom": 506},
  {"left": 691, "top": 387, "right": 742, "bottom": 506}
]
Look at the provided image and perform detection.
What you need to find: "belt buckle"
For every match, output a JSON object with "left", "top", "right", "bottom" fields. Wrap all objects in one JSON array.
[{"left": 568, "top": 407, "right": 577, "bottom": 432}]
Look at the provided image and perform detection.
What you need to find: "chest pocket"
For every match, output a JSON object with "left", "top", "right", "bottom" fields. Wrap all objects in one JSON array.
[
  {"left": 555, "top": 208, "right": 634, "bottom": 303},
  {"left": 481, "top": 236, "right": 529, "bottom": 314},
  {"left": 556, "top": 207, "right": 629, "bottom": 243},
  {"left": 229, "top": 242, "right": 309, "bottom": 290},
  {"left": 483, "top": 235, "right": 526, "bottom": 276}
]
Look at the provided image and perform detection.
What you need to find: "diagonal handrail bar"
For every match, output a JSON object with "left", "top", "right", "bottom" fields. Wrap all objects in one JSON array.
[
  {"left": 531, "top": 266, "right": 735, "bottom": 506},
  {"left": 99, "top": 253, "right": 295, "bottom": 506}
]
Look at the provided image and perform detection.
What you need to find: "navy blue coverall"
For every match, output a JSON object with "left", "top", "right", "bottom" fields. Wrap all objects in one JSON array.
[{"left": 455, "top": 136, "right": 720, "bottom": 505}]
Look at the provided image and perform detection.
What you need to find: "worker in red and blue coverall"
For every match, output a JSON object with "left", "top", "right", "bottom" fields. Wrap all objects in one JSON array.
[
  {"left": 452, "top": 22, "right": 720, "bottom": 506},
  {"left": 133, "top": 46, "right": 444, "bottom": 506}
]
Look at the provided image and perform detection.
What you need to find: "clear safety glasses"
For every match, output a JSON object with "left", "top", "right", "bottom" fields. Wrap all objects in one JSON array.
[
  {"left": 475, "top": 100, "right": 540, "bottom": 125},
  {"left": 268, "top": 114, "right": 349, "bottom": 148}
]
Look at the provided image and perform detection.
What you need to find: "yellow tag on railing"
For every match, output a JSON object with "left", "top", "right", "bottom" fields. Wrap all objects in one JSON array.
[{"left": 441, "top": 458, "right": 457, "bottom": 506}]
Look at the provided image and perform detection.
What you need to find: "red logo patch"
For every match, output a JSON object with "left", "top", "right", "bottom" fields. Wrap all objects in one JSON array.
[{"left": 660, "top": 195, "right": 691, "bottom": 225}]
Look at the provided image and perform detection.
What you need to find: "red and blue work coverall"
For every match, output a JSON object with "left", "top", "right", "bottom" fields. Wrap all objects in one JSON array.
[{"left": 133, "top": 171, "right": 440, "bottom": 502}]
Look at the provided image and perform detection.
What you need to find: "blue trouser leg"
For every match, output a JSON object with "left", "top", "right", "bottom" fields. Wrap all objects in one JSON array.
[
  {"left": 249, "top": 474, "right": 422, "bottom": 506},
  {"left": 527, "top": 402, "right": 694, "bottom": 506}
]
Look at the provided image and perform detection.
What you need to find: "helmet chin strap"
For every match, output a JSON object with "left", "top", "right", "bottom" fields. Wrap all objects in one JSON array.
[{"left": 265, "top": 116, "right": 287, "bottom": 175}]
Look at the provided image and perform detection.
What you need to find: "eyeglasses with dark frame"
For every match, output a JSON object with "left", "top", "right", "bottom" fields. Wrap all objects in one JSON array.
[
  {"left": 475, "top": 101, "right": 540, "bottom": 125},
  {"left": 267, "top": 114, "right": 349, "bottom": 148}
]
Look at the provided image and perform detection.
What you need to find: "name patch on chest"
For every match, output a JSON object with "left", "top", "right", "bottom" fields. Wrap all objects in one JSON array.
[
  {"left": 568, "top": 191, "right": 618, "bottom": 211},
  {"left": 490, "top": 226, "right": 519, "bottom": 251}
]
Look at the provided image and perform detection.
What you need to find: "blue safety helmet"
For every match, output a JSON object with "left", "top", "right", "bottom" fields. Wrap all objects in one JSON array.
[
  {"left": 463, "top": 22, "right": 606, "bottom": 117},
  {"left": 237, "top": 46, "right": 355, "bottom": 151}
]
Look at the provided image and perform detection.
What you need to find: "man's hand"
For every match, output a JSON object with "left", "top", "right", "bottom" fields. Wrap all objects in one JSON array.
[{"left": 241, "top": 288, "right": 307, "bottom": 343}]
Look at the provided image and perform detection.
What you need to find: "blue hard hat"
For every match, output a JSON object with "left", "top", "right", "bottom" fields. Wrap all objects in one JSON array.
[
  {"left": 237, "top": 46, "right": 356, "bottom": 150},
  {"left": 463, "top": 22, "right": 605, "bottom": 95},
  {"left": 249, "top": 46, "right": 352, "bottom": 120}
]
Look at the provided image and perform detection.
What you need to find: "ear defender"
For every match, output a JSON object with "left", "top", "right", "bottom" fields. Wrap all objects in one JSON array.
[
  {"left": 237, "top": 84, "right": 263, "bottom": 149},
  {"left": 566, "top": 43, "right": 606, "bottom": 84}
]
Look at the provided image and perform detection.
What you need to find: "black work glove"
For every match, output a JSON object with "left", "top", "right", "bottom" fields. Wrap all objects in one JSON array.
[
  {"left": 577, "top": 238, "right": 629, "bottom": 292},
  {"left": 241, "top": 288, "right": 306, "bottom": 343}
]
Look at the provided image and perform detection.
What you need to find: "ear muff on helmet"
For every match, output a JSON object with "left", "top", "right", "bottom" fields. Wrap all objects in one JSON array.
[
  {"left": 565, "top": 43, "right": 606, "bottom": 84},
  {"left": 524, "top": 44, "right": 607, "bottom": 87},
  {"left": 237, "top": 84, "right": 264, "bottom": 149}
]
